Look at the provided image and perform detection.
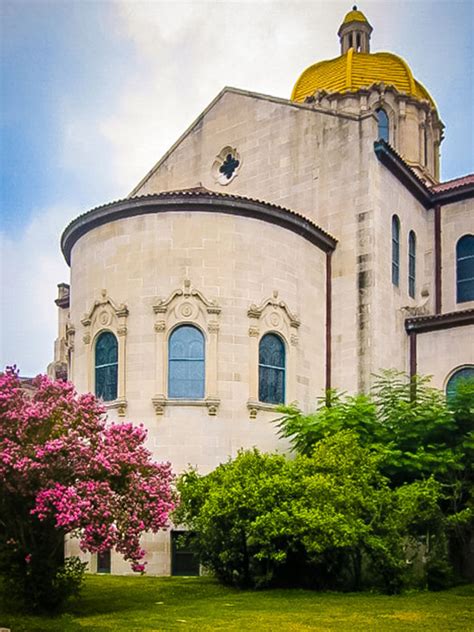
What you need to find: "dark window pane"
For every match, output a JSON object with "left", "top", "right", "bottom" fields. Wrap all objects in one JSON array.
[
  {"left": 457, "top": 280, "right": 474, "bottom": 303},
  {"left": 259, "top": 334, "right": 285, "bottom": 404},
  {"left": 95, "top": 332, "right": 118, "bottom": 401},
  {"left": 377, "top": 109, "right": 389, "bottom": 143},
  {"left": 408, "top": 231, "right": 416, "bottom": 298},
  {"left": 168, "top": 326, "right": 205, "bottom": 399},
  {"left": 456, "top": 235, "right": 474, "bottom": 302},
  {"left": 457, "top": 235, "right": 474, "bottom": 259},
  {"left": 171, "top": 531, "right": 200, "bottom": 576},
  {"left": 446, "top": 367, "right": 474, "bottom": 402},
  {"left": 392, "top": 215, "right": 400, "bottom": 286},
  {"left": 97, "top": 549, "right": 111, "bottom": 573}
]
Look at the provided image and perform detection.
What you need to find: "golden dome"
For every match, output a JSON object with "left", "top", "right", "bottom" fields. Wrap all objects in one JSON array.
[
  {"left": 291, "top": 7, "right": 436, "bottom": 110},
  {"left": 291, "top": 50, "right": 435, "bottom": 107},
  {"left": 342, "top": 7, "right": 368, "bottom": 25}
]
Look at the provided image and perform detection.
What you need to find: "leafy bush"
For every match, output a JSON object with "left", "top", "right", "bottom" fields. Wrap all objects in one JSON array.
[
  {"left": 276, "top": 371, "right": 474, "bottom": 587},
  {"left": 175, "top": 431, "right": 439, "bottom": 592}
]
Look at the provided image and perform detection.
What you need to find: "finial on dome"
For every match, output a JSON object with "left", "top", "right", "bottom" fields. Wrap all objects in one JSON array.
[{"left": 338, "top": 6, "right": 373, "bottom": 54}]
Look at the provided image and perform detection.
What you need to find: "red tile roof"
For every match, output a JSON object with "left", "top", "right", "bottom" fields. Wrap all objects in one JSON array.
[{"left": 430, "top": 174, "right": 474, "bottom": 193}]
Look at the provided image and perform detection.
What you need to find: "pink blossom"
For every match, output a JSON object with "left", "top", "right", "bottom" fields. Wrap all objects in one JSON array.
[{"left": 0, "top": 366, "right": 177, "bottom": 572}]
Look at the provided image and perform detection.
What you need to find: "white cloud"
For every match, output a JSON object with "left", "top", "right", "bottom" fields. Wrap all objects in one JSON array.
[{"left": 0, "top": 205, "right": 75, "bottom": 376}]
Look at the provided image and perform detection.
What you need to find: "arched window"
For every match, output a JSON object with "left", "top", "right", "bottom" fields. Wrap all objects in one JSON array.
[
  {"left": 259, "top": 333, "right": 285, "bottom": 404},
  {"left": 456, "top": 234, "right": 474, "bottom": 303},
  {"left": 377, "top": 108, "right": 389, "bottom": 143},
  {"left": 392, "top": 215, "right": 400, "bottom": 286},
  {"left": 446, "top": 366, "right": 474, "bottom": 402},
  {"left": 168, "top": 325, "right": 205, "bottom": 399},
  {"left": 408, "top": 230, "right": 416, "bottom": 298},
  {"left": 95, "top": 332, "right": 118, "bottom": 401}
]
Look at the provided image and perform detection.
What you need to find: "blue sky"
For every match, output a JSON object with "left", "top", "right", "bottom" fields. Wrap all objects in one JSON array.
[{"left": 1, "top": 0, "right": 473, "bottom": 375}]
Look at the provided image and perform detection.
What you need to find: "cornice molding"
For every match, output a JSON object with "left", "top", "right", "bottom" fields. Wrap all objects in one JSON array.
[
  {"left": 405, "top": 308, "right": 474, "bottom": 334},
  {"left": 61, "top": 190, "right": 337, "bottom": 266},
  {"left": 374, "top": 140, "right": 474, "bottom": 208}
]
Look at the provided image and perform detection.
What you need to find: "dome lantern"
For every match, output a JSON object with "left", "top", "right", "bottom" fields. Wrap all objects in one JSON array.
[{"left": 338, "top": 5, "right": 373, "bottom": 54}]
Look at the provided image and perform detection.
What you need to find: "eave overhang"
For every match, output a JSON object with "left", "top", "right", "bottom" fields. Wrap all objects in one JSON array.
[
  {"left": 61, "top": 189, "right": 337, "bottom": 266},
  {"left": 374, "top": 140, "right": 474, "bottom": 208},
  {"left": 405, "top": 308, "right": 474, "bottom": 334}
]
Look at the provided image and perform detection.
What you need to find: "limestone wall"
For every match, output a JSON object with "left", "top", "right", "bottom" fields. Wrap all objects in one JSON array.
[
  {"left": 417, "top": 324, "right": 474, "bottom": 390},
  {"left": 440, "top": 198, "right": 474, "bottom": 313}
]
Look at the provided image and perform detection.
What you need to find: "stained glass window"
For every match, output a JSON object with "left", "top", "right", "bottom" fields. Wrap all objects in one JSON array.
[
  {"left": 446, "top": 367, "right": 474, "bottom": 403},
  {"left": 456, "top": 235, "right": 474, "bottom": 303},
  {"left": 377, "top": 108, "right": 389, "bottom": 143},
  {"left": 95, "top": 332, "right": 118, "bottom": 402},
  {"left": 219, "top": 153, "right": 240, "bottom": 180},
  {"left": 259, "top": 333, "right": 285, "bottom": 404},
  {"left": 408, "top": 230, "right": 416, "bottom": 298},
  {"left": 168, "top": 325, "right": 205, "bottom": 399},
  {"left": 392, "top": 215, "right": 400, "bottom": 286}
]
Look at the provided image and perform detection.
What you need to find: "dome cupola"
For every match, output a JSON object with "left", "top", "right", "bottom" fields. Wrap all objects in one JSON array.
[
  {"left": 338, "top": 6, "right": 372, "bottom": 54},
  {"left": 290, "top": 7, "right": 444, "bottom": 183}
]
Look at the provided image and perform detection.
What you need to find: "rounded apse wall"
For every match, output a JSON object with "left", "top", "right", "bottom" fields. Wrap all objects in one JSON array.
[{"left": 65, "top": 194, "right": 333, "bottom": 475}]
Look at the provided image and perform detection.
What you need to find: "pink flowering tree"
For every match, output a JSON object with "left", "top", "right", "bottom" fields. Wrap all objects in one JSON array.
[{"left": 0, "top": 366, "right": 176, "bottom": 611}]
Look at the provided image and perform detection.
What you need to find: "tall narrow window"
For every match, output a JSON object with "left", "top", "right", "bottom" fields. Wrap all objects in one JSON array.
[
  {"left": 392, "top": 215, "right": 400, "bottom": 286},
  {"left": 377, "top": 108, "right": 389, "bottom": 143},
  {"left": 456, "top": 234, "right": 474, "bottom": 303},
  {"left": 95, "top": 332, "right": 118, "bottom": 401},
  {"left": 408, "top": 230, "right": 416, "bottom": 298},
  {"left": 168, "top": 325, "right": 205, "bottom": 399},
  {"left": 423, "top": 127, "right": 429, "bottom": 167},
  {"left": 259, "top": 333, "right": 285, "bottom": 404},
  {"left": 446, "top": 367, "right": 474, "bottom": 403}
]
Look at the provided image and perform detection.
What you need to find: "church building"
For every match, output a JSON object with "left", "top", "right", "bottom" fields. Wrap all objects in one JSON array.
[{"left": 49, "top": 7, "right": 474, "bottom": 574}]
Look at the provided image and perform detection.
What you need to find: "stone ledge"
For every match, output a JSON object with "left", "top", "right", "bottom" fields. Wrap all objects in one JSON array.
[
  {"left": 247, "top": 399, "right": 280, "bottom": 419},
  {"left": 152, "top": 395, "right": 220, "bottom": 416}
]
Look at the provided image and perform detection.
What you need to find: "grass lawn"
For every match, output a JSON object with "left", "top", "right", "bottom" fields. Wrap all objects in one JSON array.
[{"left": 1, "top": 576, "right": 473, "bottom": 632}]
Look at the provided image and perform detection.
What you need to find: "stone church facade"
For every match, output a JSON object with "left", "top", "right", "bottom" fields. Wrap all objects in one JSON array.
[{"left": 49, "top": 8, "right": 474, "bottom": 574}]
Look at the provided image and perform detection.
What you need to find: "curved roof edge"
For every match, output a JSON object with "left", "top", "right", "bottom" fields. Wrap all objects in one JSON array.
[{"left": 61, "top": 188, "right": 337, "bottom": 266}]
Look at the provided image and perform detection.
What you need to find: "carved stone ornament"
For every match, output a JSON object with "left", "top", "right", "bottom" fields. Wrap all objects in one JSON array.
[
  {"left": 106, "top": 397, "right": 128, "bottom": 417},
  {"left": 81, "top": 290, "right": 129, "bottom": 330},
  {"left": 208, "top": 321, "right": 220, "bottom": 334},
  {"left": 248, "top": 326, "right": 260, "bottom": 338},
  {"left": 152, "top": 279, "right": 221, "bottom": 317},
  {"left": 83, "top": 333, "right": 91, "bottom": 345},
  {"left": 247, "top": 290, "right": 300, "bottom": 329},
  {"left": 154, "top": 320, "right": 166, "bottom": 333},
  {"left": 152, "top": 395, "right": 167, "bottom": 416}
]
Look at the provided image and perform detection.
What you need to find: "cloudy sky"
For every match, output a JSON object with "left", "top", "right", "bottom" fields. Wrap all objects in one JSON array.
[{"left": 1, "top": 0, "right": 473, "bottom": 376}]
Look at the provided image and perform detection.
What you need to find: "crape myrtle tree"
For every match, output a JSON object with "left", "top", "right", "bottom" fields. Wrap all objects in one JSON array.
[{"left": 0, "top": 367, "right": 176, "bottom": 611}]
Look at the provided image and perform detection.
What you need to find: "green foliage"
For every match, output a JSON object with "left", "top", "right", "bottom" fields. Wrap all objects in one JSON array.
[
  {"left": 276, "top": 371, "right": 474, "bottom": 587},
  {"left": 175, "top": 431, "right": 441, "bottom": 592}
]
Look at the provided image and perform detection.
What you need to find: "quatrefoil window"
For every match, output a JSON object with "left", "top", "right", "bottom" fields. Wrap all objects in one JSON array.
[
  {"left": 212, "top": 146, "right": 241, "bottom": 185},
  {"left": 219, "top": 154, "right": 240, "bottom": 180}
]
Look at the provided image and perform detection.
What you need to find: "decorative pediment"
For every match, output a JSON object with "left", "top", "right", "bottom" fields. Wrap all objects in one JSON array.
[
  {"left": 152, "top": 279, "right": 221, "bottom": 319},
  {"left": 81, "top": 289, "right": 129, "bottom": 327},
  {"left": 247, "top": 290, "right": 300, "bottom": 329}
]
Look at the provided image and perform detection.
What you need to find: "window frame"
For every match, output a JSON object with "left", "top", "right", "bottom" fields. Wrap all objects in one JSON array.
[
  {"left": 258, "top": 332, "right": 286, "bottom": 405},
  {"left": 94, "top": 330, "right": 119, "bottom": 402},
  {"left": 167, "top": 324, "right": 206, "bottom": 400},
  {"left": 408, "top": 230, "right": 416, "bottom": 298},
  {"left": 392, "top": 215, "right": 400, "bottom": 287},
  {"left": 376, "top": 108, "right": 389, "bottom": 143},
  {"left": 456, "top": 234, "right": 474, "bottom": 303},
  {"left": 445, "top": 365, "right": 474, "bottom": 403}
]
